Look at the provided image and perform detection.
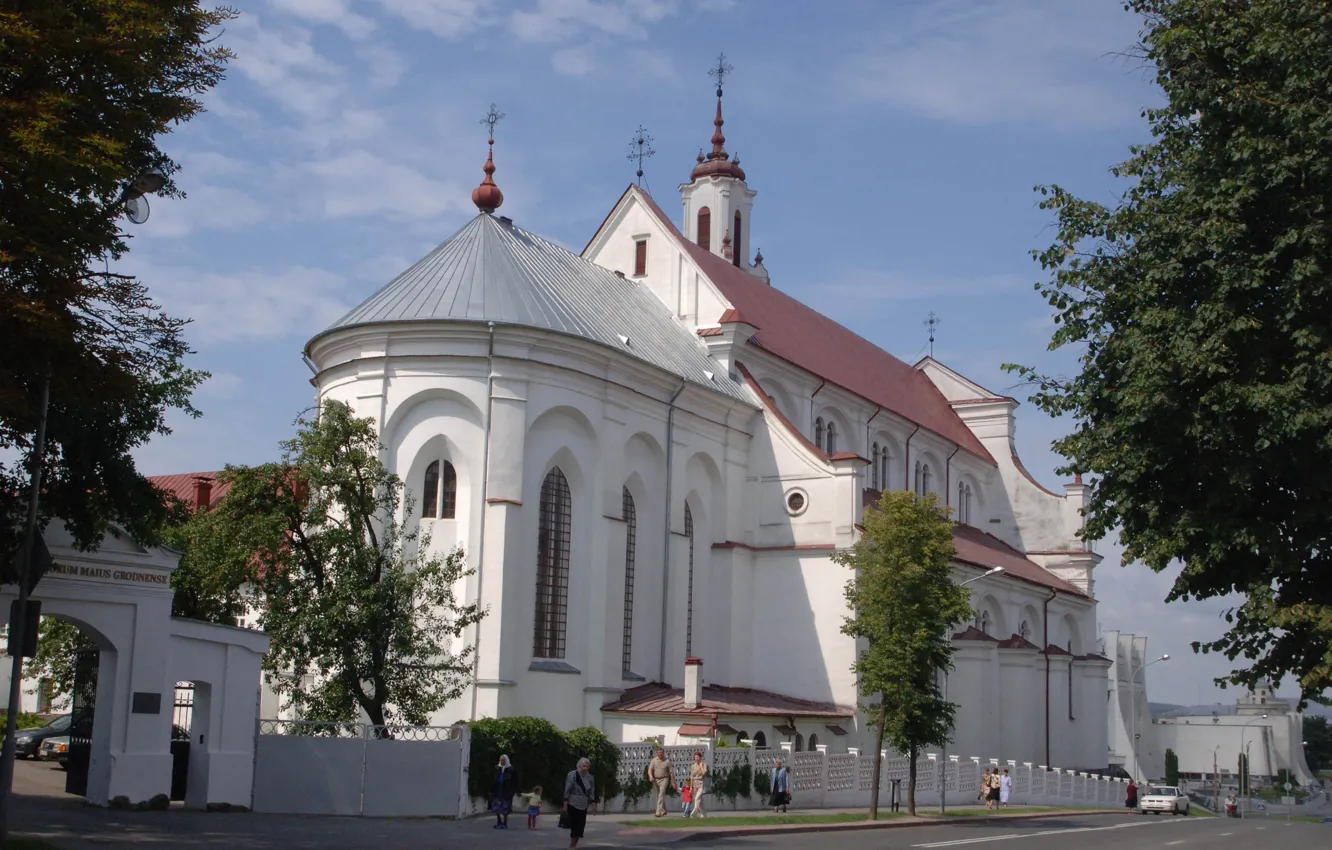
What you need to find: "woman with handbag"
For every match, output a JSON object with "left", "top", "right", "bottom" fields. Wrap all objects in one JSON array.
[
  {"left": 688, "top": 751, "right": 709, "bottom": 818},
  {"left": 770, "top": 759, "right": 791, "bottom": 813},
  {"left": 489, "top": 754, "right": 516, "bottom": 829},
  {"left": 560, "top": 757, "right": 597, "bottom": 849}
]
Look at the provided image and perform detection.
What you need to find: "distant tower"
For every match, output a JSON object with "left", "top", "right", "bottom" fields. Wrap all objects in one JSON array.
[{"left": 680, "top": 53, "right": 762, "bottom": 278}]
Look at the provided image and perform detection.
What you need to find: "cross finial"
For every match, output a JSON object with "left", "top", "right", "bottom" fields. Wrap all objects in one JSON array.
[
  {"left": 480, "top": 103, "right": 504, "bottom": 143},
  {"left": 925, "top": 312, "right": 941, "bottom": 357},
  {"left": 708, "top": 53, "right": 733, "bottom": 97},
  {"left": 626, "top": 125, "right": 656, "bottom": 188}
]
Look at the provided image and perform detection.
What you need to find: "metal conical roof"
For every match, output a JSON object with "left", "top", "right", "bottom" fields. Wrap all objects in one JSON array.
[{"left": 313, "top": 213, "right": 750, "bottom": 402}]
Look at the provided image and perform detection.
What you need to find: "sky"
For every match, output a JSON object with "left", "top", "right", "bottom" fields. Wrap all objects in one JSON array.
[{"left": 117, "top": 0, "right": 1300, "bottom": 709}]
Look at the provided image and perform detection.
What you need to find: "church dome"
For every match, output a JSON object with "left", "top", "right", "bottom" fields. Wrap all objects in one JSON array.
[{"left": 689, "top": 96, "right": 745, "bottom": 182}]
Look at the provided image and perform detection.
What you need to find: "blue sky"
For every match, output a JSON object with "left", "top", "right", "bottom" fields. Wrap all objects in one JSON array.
[{"left": 120, "top": 0, "right": 1291, "bottom": 708}]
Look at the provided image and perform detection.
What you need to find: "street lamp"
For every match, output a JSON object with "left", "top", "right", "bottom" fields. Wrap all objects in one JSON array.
[
  {"left": 1128, "top": 654, "right": 1169, "bottom": 781},
  {"left": 940, "top": 565, "right": 1005, "bottom": 814},
  {"left": 1239, "top": 713, "right": 1268, "bottom": 818},
  {"left": 0, "top": 169, "right": 167, "bottom": 841}
]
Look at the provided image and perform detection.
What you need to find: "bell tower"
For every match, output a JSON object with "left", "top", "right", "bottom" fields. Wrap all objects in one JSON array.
[{"left": 680, "top": 54, "right": 764, "bottom": 278}]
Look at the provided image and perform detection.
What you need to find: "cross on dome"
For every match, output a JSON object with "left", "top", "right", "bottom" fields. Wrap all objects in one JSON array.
[
  {"left": 691, "top": 54, "right": 745, "bottom": 182},
  {"left": 472, "top": 103, "right": 505, "bottom": 214}
]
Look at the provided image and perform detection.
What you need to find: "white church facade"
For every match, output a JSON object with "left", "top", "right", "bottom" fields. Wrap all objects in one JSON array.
[{"left": 126, "top": 89, "right": 1114, "bottom": 771}]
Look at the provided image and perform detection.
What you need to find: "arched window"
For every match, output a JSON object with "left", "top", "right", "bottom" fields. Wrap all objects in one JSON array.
[
  {"left": 534, "top": 467, "right": 572, "bottom": 659},
  {"left": 440, "top": 461, "right": 457, "bottom": 519},
  {"left": 733, "top": 211, "right": 743, "bottom": 267},
  {"left": 794, "top": 733, "right": 804, "bottom": 752},
  {"left": 421, "top": 461, "right": 439, "bottom": 518},
  {"left": 814, "top": 417, "right": 824, "bottom": 450},
  {"left": 913, "top": 461, "right": 922, "bottom": 495},
  {"left": 738, "top": 730, "right": 749, "bottom": 745},
  {"left": 957, "top": 482, "right": 965, "bottom": 518},
  {"left": 870, "top": 442, "right": 880, "bottom": 489},
  {"left": 962, "top": 484, "right": 972, "bottom": 524},
  {"left": 754, "top": 731, "right": 767, "bottom": 749},
  {"left": 922, "top": 463, "right": 932, "bottom": 494},
  {"left": 808, "top": 733, "right": 819, "bottom": 751},
  {"left": 825, "top": 421, "right": 837, "bottom": 454},
  {"left": 980, "top": 610, "right": 991, "bottom": 636},
  {"left": 880, "top": 447, "right": 889, "bottom": 490},
  {"left": 697, "top": 207, "right": 711, "bottom": 251},
  {"left": 684, "top": 504, "right": 696, "bottom": 656},
  {"left": 621, "top": 487, "right": 637, "bottom": 674},
  {"left": 1019, "top": 620, "right": 1031, "bottom": 641}
]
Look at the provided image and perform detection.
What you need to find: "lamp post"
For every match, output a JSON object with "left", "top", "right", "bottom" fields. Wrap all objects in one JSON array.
[
  {"left": 1239, "top": 713, "right": 1268, "bottom": 818},
  {"left": 1213, "top": 744, "right": 1221, "bottom": 813},
  {"left": 0, "top": 171, "right": 165, "bottom": 842},
  {"left": 940, "top": 565, "right": 1004, "bottom": 815},
  {"left": 1127, "top": 654, "right": 1169, "bottom": 782}
]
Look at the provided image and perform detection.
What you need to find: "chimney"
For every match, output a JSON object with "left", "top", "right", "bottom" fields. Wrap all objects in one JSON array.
[
  {"left": 684, "top": 657, "right": 703, "bottom": 709},
  {"left": 192, "top": 476, "right": 213, "bottom": 513}
]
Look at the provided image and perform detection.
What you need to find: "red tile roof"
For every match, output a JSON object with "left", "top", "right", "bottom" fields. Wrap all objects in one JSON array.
[
  {"left": 601, "top": 682, "right": 853, "bottom": 719},
  {"left": 951, "top": 523, "right": 1086, "bottom": 597},
  {"left": 997, "top": 634, "right": 1041, "bottom": 650},
  {"left": 622, "top": 186, "right": 994, "bottom": 465},
  {"left": 952, "top": 625, "right": 999, "bottom": 642},
  {"left": 149, "top": 471, "right": 231, "bottom": 511}
]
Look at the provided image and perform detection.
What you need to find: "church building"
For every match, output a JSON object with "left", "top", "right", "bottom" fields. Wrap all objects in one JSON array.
[{"left": 186, "top": 80, "right": 1113, "bottom": 770}]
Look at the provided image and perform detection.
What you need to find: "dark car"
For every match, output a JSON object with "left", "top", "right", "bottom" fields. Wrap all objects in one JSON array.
[{"left": 14, "top": 714, "right": 70, "bottom": 759}]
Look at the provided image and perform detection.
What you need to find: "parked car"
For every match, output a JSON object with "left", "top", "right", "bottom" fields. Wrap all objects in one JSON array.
[
  {"left": 13, "top": 714, "right": 70, "bottom": 760},
  {"left": 1140, "top": 785, "right": 1190, "bottom": 816},
  {"left": 39, "top": 736, "right": 70, "bottom": 768}
]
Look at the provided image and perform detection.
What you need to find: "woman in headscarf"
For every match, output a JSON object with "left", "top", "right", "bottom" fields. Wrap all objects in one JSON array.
[
  {"left": 688, "top": 751, "right": 709, "bottom": 818},
  {"left": 769, "top": 759, "right": 791, "bottom": 813},
  {"left": 561, "top": 756, "right": 597, "bottom": 849},
  {"left": 490, "top": 754, "right": 516, "bottom": 828}
]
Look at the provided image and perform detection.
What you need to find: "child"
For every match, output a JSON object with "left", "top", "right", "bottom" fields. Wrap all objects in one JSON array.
[
  {"left": 681, "top": 784, "right": 694, "bottom": 817},
  {"left": 524, "top": 786, "right": 543, "bottom": 829}
]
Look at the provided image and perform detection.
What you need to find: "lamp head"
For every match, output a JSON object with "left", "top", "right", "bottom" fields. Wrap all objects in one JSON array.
[
  {"left": 986, "top": 566, "right": 1005, "bottom": 576},
  {"left": 132, "top": 168, "right": 167, "bottom": 196},
  {"left": 1159, "top": 654, "right": 1170, "bottom": 661}
]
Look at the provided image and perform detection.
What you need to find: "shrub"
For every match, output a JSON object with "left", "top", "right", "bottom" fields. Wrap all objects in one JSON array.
[
  {"left": 1164, "top": 749, "right": 1179, "bottom": 786},
  {"left": 468, "top": 717, "right": 621, "bottom": 805}
]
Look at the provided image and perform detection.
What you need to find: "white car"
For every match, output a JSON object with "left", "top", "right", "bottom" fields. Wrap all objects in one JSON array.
[
  {"left": 39, "top": 736, "right": 70, "bottom": 769},
  {"left": 1139, "top": 785, "right": 1189, "bottom": 815}
]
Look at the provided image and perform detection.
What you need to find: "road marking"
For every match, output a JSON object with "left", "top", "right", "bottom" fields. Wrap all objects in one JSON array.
[
  {"left": 1166, "top": 841, "right": 1185, "bottom": 846},
  {"left": 1219, "top": 832, "right": 1232, "bottom": 836},
  {"left": 911, "top": 820, "right": 1194, "bottom": 848}
]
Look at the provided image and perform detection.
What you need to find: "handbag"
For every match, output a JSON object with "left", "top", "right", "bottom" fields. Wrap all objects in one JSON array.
[{"left": 557, "top": 810, "right": 570, "bottom": 829}]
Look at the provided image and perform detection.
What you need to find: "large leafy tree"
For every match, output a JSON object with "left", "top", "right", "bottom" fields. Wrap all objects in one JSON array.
[
  {"left": 1009, "top": 0, "right": 1332, "bottom": 705},
  {"left": 835, "top": 490, "right": 973, "bottom": 817},
  {"left": 204, "top": 402, "right": 485, "bottom": 726},
  {"left": 0, "top": 1, "right": 235, "bottom": 565},
  {"left": 1304, "top": 715, "right": 1332, "bottom": 774}
]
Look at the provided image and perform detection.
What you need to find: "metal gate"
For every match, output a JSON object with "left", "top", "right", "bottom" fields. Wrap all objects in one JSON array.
[
  {"left": 170, "top": 683, "right": 194, "bottom": 801},
  {"left": 64, "top": 647, "right": 98, "bottom": 797}
]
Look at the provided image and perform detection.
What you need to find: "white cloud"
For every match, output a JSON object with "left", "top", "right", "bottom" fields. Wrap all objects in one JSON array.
[
  {"left": 552, "top": 46, "right": 597, "bottom": 77},
  {"left": 511, "top": 0, "right": 678, "bottom": 43},
  {"left": 268, "top": 0, "right": 377, "bottom": 39},
  {"left": 229, "top": 16, "right": 346, "bottom": 118},
  {"left": 374, "top": 0, "right": 492, "bottom": 37},
  {"left": 197, "top": 372, "right": 246, "bottom": 399},
  {"left": 305, "top": 149, "right": 467, "bottom": 221},
  {"left": 356, "top": 41, "right": 409, "bottom": 88},
  {"left": 138, "top": 184, "right": 264, "bottom": 238},
  {"left": 841, "top": 0, "right": 1146, "bottom": 129}
]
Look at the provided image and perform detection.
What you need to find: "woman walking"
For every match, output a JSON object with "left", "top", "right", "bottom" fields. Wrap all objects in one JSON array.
[
  {"left": 999, "top": 768, "right": 1012, "bottom": 808},
  {"left": 985, "top": 767, "right": 1001, "bottom": 809},
  {"left": 770, "top": 759, "right": 791, "bottom": 813},
  {"left": 561, "top": 757, "right": 597, "bottom": 849},
  {"left": 490, "top": 754, "right": 516, "bottom": 828},
  {"left": 688, "top": 751, "right": 709, "bottom": 818}
]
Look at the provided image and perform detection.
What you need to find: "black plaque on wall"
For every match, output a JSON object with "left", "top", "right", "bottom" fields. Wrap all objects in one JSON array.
[{"left": 131, "top": 692, "right": 162, "bottom": 714}]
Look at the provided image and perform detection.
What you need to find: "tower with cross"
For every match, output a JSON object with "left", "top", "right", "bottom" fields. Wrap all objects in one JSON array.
[{"left": 680, "top": 54, "right": 764, "bottom": 278}]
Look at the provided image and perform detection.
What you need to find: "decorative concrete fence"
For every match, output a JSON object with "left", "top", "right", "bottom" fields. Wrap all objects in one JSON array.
[
  {"left": 609, "top": 741, "right": 1130, "bottom": 813},
  {"left": 252, "top": 720, "right": 469, "bottom": 817}
]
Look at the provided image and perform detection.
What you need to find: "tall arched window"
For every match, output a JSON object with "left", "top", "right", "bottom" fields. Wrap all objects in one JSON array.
[
  {"left": 684, "top": 504, "right": 696, "bottom": 656},
  {"left": 913, "top": 461, "right": 922, "bottom": 495},
  {"left": 808, "top": 733, "right": 819, "bottom": 752},
  {"left": 794, "top": 733, "right": 804, "bottom": 752},
  {"left": 870, "top": 442, "right": 880, "bottom": 489},
  {"left": 825, "top": 421, "right": 837, "bottom": 454},
  {"left": 879, "top": 447, "right": 889, "bottom": 489},
  {"left": 1019, "top": 620, "right": 1031, "bottom": 642},
  {"left": 962, "top": 484, "right": 972, "bottom": 524},
  {"left": 440, "top": 461, "right": 457, "bottom": 519},
  {"left": 697, "top": 207, "right": 711, "bottom": 251},
  {"left": 733, "top": 211, "right": 743, "bottom": 267},
  {"left": 421, "top": 461, "right": 439, "bottom": 518},
  {"left": 922, "top": 463, "right": 932, "bottom": 494},
  {"left": 814, "top": 417, "right": 825, "bottom": 450},
  {"left": 621, "top": 487, "right": 637, "bottom": 674},
  {"left": 980, "top": 610, "right": 991, "bottom": 636},
  {"left": 534, "top": 467, "right": 572, "bottom": 659}
]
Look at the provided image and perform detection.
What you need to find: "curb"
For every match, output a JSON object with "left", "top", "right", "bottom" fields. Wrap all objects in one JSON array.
[{"left": 651, "top": 809, "right": 1126, "bottom": 842}]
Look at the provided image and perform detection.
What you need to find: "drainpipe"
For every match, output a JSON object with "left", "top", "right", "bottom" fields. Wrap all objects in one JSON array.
[
  {"left": 1042, "top": 588, "right": 1058, "bottom": 766},
  {"left": 657, "top": 380, "right": 688, "bottom": 682},
  {"left": 944, "top": 444, "right": 960, "bottom": 509},
  {"left": 469, "top": 322, "right": 497, "bottom": 720},
  {"left": 903, "top": 424, "right": 920, "bottom": 489},
  {"left": 809, "top": 379, "right": 827, "bottom": 437}
]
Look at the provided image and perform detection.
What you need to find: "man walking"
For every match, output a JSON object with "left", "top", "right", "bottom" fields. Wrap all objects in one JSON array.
[{"left": 646, "top": 748, "right": 676, "bottom": 817}]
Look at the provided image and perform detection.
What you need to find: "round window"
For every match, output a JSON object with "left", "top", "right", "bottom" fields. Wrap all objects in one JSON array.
[{"left": 786, "top": 491, "right": 807, "bottom": 515}]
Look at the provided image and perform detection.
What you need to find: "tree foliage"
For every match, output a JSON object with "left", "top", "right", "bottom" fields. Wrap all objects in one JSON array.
[
  {"left": 20, "top": 618, "right": 95, "bottom": 705},
  {"left": 0, "top": 2, "right": 235, "bottom": 566},
  {"left": 468, "top": 717, "right": 621, "bottom": 805},
  {"left": 204, "top": 401, "right": 484, "bottom": 725},
  {"left": 1007, "top": 0, "right": 1332, "bottom": 705},
  {"left": 1303, "top": 715, "right": 1332, "bottom": 774},
  {"left": 835, "top": 490, "right": 973, "bottom": 816},
  {"left": 1164, "top": 748, "right": 1179, "bottom": 786},
  {"left": 163, "top": 503, "right": 254, "bottom": 625}
]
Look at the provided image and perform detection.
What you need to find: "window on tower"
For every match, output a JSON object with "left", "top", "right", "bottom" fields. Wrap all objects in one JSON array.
[
  {"left": 697, "top": 207, "right": 711, "bottom": 251},
  {"left": 814, "top": 417, "right": 824, "bottom": 450},
  {"left": 733, "top": 211, "right": 742, "bottom": 267},
  {"left": 634, "top": 239, "right": 647, "bottom": 276}
]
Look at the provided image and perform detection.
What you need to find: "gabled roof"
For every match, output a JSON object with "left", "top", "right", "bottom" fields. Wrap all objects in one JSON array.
[
  {"left": 310, "top": 212, "right": 751, "bottom": 403},
  {"left": 595, "top": 186, "right": 993, "bottom": 464},
  {"left": 150, "top": 471, "right": 231, "bottom": 510},
  {"left": 602, "top": 681, "right": 853, "bottom": 719},
  {"left": 951, "top": 523, "right": 1086, "bottom": 597}
]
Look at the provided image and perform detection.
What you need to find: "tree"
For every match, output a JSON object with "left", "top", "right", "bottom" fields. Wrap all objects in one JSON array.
[
  {"left": 1304, "top": 715, "right": 1332, "bottom": 773},
  {"left": 835, "top": 490, "right": 973, "bottom": 817},
  {"left": 204, "top": 402, "right": 485, "bottom": 725},
  {"left": 1239, "top": 753, "right": 1250, "bottom": 799},
  {"left": 0, "top": 2, "right": 235, "bottom": 566},
  {"left": 163, "top": 504, "right": 254, "bottom": 625},
  {"left": 1007, "top": 0, "right": 1332, "bottom": 706},
  {"left": 19, "top": 619, "right": 94, "bottom": 707},
  {"left": 1164, "top": 748, "right": 1180, "bottom": 786}
]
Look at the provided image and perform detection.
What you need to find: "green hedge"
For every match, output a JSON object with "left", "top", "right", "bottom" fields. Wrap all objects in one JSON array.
[
  {"left": 0, "top": 713, "right": 50, "bottom": 730},
  {"left": 468, "top": 717, "right": 621, "bottom": 805}
]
